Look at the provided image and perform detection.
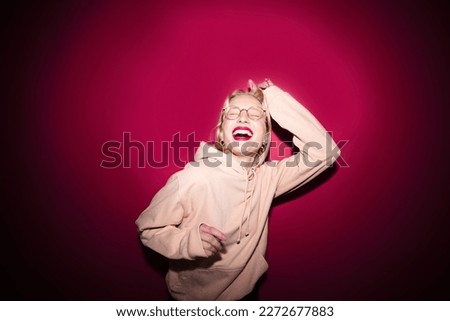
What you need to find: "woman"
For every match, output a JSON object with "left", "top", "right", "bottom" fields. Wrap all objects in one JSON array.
[{"left": 136, "top": 79, "right": 340, "bottom": 300}]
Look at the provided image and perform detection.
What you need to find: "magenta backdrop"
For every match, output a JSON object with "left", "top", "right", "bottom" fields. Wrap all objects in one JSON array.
[{"left": 2, "top": 0, "right": 449, "bottom": 300}]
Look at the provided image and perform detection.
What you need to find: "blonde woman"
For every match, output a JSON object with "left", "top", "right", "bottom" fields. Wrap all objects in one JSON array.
[{"left": 136, "top": 79, "right": 340, "bottom": 300}]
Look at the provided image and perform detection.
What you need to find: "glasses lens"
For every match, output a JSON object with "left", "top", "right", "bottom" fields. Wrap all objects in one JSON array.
[
  {"left": 248, "top": 107, "right": 263, "bottom": 120},
  {"left": 226, "top": 107, "right": 240, "bottom": 119}
]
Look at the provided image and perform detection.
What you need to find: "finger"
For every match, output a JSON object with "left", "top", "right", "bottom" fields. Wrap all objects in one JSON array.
[
  {"left": 257, "top": 78, "right": 273, "bottom": 89},
  {"left": 200, "top": 232, "right": 222, "bottom": 251},
  {"left": 256, "top": 82, "right": 267, "bottom": 89},
  {"left": 201, "top": 241, "right": 215, "bottom": 257},
  {"left": 201, "top": 239, "right": 220, "bottom": 256},
  {"left": 248, "top": 79, "right": 257, "bottom": 91},
  {"left": 208, "top": 226, "right": 227, "bottom": 241},
  {"left": 200, "top": 224, "right": 227, "bottom": 241}
]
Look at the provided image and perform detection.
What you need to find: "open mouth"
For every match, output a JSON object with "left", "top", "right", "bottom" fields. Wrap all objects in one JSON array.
[{"left": 232, "top": 127, "right": 253, "bottom": 141}]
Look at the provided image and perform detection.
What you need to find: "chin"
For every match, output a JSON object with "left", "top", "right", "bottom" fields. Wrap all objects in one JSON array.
[{"left": 231, "top": 141, "right": 260, "bottom": 155}]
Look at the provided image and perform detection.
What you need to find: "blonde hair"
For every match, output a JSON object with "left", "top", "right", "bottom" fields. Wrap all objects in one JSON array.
[{"left": 214, "top": 87, "right": 272, "bottom": 167}]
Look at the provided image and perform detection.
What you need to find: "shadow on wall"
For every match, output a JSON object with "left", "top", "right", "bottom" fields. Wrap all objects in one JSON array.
[
  {"left": 270, "top": 118, "right": 340, "bottom": 207},
  {"left": 138, "top": 240, "right": 170, "bottom": 299}
]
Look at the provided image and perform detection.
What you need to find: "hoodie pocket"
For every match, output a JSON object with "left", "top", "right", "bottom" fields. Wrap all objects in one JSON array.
[
  {"left": 167, "top": 265, "right": 244, "bottom": 300},
  {"left": 217, "top": 253, "right": 268, "bottom": 300}
]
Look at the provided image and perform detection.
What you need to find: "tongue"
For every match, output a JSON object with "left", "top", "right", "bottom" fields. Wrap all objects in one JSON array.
[{"left": 233, "top": 134, "right": 251, "bottom": 141}]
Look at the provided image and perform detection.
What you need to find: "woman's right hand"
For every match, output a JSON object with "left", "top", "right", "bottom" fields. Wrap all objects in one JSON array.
[
  {"left": 249, "top": 78, "right": 274, "bottom": 91},
  {"left": 199, "top": 224, "right": 227, "bottom": 257}
]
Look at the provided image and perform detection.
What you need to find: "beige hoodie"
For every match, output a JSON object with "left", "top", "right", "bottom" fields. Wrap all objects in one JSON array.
[{"left": 136, "top": 86, "right": 340, "bottom": 300}]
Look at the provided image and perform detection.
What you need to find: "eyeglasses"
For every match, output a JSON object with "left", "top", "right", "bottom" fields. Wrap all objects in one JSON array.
[{"left": 224, "top": 106, "right": 265, "bottom": 120}]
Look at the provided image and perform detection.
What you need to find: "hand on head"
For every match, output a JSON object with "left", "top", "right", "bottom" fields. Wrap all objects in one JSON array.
[{"left": 248, "top": 78, "right": 274, "bottom": 91}]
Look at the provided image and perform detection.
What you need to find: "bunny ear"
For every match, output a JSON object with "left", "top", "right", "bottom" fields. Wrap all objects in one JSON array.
[{"left": 248, "top": 79, "right": 257, "bottom": 91}]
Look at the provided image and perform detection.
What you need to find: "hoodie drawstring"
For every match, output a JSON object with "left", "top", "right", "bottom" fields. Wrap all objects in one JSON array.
[{"left": 237, "top": 167, "right": 256, "bottom": 244}]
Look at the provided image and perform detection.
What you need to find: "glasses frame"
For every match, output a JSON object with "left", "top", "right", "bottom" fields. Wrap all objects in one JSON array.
[{"left": 223, "top": 106, "right": 266, "bottom": 121}]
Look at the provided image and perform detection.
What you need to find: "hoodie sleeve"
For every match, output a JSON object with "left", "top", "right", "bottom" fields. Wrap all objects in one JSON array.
[
  {"left": 264, "top": 85, "right": 341, "bottom": 198},
  {"left": 135, "top": 174, "right": 207, "bottom": 260}
]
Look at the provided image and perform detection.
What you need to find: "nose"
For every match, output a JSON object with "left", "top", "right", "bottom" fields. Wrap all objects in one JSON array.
[{"left": 237, "top": 109, "right": 250, "bottom": 123}]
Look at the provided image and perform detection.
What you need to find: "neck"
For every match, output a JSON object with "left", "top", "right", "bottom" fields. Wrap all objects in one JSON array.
[{"left": 229, "top": 152, "right": 256, "bottom": 170}]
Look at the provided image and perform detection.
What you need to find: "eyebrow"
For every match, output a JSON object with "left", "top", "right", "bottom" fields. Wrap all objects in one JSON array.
[{"left": 228, "top": 105, "right": 264, "bottom": 110}]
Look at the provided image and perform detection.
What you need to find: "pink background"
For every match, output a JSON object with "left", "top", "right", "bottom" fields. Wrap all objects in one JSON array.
[{"left": 3, "top": 0, "right": 449, "bottom": 299}]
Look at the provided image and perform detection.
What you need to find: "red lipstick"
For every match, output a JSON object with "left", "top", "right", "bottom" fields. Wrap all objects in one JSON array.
[{"left": 232, "top": 127, "right": 253, "bottom": 141}]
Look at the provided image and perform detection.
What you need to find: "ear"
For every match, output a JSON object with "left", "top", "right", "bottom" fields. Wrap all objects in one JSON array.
[
  {"left": 264, "top": 131, "right": 270, "bottom": 141},
  {"left": 217, "top": 128, "right": 223, "bottom": 142}
]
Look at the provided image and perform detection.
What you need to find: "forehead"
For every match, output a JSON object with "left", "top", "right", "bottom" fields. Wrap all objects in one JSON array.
[{"left": 229, "top": 94, "right": 262, "bottom": 108}]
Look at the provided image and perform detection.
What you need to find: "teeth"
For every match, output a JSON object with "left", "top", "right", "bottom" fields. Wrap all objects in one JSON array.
[{"left": 233, "top": 129, "right": 253, "bottom": 137}]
